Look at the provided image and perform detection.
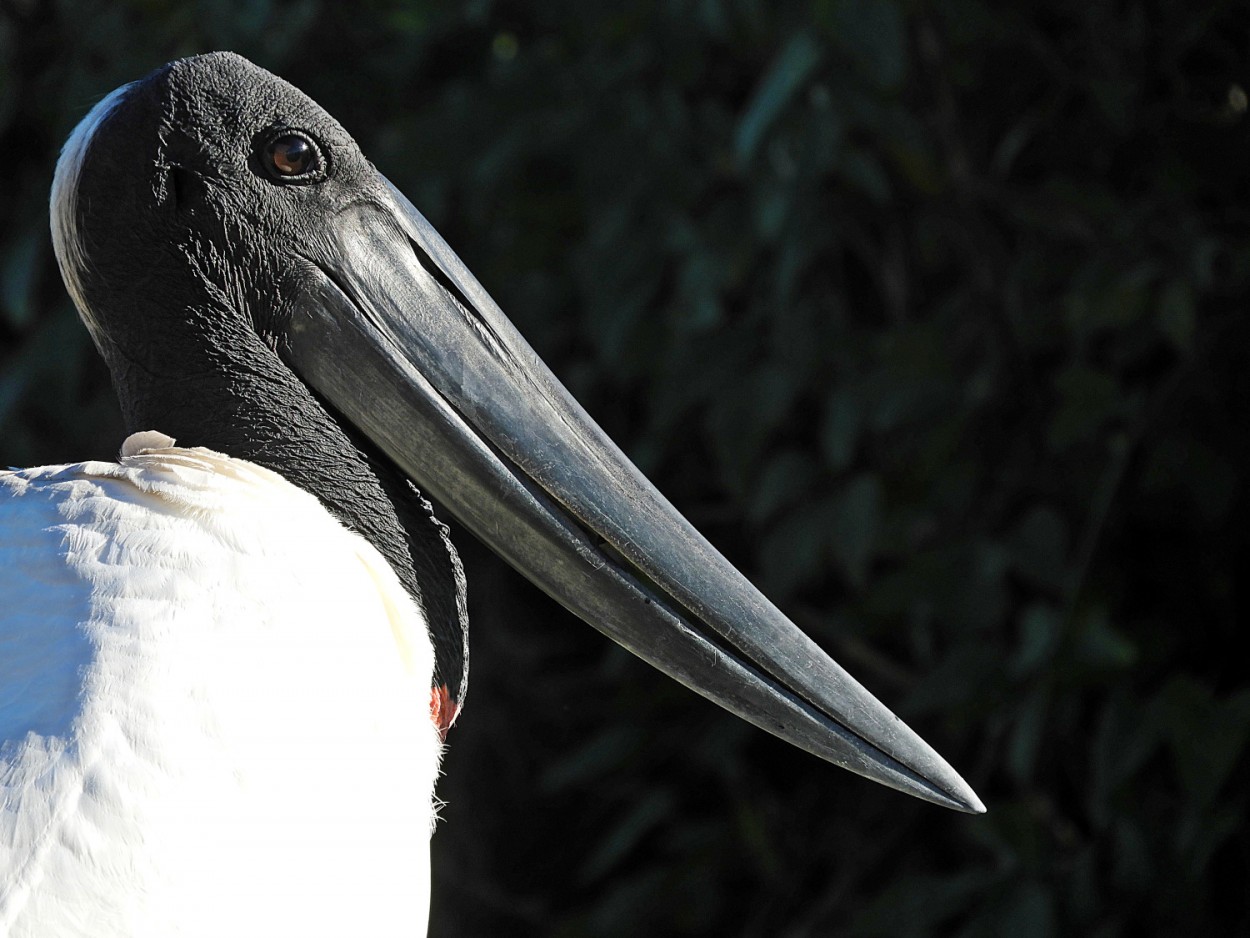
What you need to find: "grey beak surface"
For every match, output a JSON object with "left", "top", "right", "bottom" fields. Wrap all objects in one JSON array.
[{"left": 283, "top": 177, "right": 985, "bottom": 814}]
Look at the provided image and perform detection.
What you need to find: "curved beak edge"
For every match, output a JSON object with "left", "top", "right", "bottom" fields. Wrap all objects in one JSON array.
[{"left": 282, "top": 179, "right": 985, "bottom": 816}]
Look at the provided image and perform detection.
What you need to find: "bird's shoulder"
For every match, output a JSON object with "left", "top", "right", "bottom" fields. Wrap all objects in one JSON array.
[{"left": 0, "top": 432, "right": 438, "bottom": 935}]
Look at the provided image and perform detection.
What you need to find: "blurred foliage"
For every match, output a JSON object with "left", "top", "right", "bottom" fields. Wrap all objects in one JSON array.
[{"left": 2, "top": 0, "right": 1248, "bottom": 935}]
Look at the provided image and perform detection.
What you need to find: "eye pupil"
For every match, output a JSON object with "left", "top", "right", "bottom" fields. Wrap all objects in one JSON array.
[{"left": 264, "top": 133, "right": 319, "bottom": 178}]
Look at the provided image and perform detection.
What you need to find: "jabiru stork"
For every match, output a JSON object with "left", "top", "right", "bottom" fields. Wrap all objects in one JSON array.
[{"left": 0, "top": 53, "right": 982, "bottom": 936}]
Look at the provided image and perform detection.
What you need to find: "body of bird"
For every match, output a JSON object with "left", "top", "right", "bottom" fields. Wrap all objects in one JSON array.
[{"left": 1, "top": 436, "right": 438, "bottom": 935}]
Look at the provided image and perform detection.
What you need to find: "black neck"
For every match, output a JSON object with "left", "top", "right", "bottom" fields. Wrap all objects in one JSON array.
[{"left": 104, "top": 302, "right": 468, "bottom": 703}]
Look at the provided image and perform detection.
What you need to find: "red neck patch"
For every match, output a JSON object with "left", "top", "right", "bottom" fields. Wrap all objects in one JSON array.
[{"left": 430, "top": 683, "right": 458, "bottom": 742}]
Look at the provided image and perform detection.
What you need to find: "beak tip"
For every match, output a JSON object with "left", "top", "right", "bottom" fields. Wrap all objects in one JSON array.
[
  {"left": 929, "top": 766, "right": 986, "bottom": 814},
  {"left": 955, "top": 787, "right": 988, "bottom": 815},
  {"left": 872, "top": 725, "right": 985, "bottom": 814}
]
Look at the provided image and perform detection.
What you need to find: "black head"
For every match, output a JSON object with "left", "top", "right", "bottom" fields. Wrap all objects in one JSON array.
[{"left": 56, "top": 53, "right": 383, "bottom": 378}]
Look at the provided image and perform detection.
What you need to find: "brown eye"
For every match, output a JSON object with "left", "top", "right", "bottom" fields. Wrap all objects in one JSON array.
[{"left": 261, "top": 132, "right": 323, "bottom": 182}]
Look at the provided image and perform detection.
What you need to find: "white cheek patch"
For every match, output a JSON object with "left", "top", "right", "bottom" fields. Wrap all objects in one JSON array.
[{"left": 49, "top": 82, "right": 133, "bottom": 337}]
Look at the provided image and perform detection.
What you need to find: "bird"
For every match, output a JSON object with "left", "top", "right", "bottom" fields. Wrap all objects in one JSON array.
[{"left": 0, "top": 52, "right": 983, "bottom": 936}]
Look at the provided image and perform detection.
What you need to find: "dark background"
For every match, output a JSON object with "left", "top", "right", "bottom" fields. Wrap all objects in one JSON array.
[{"left": 2, "top": 1, "right": 1247, "bottom": 934}]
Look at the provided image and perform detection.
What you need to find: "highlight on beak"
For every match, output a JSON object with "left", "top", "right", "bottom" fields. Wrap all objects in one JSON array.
[{"left": 282, "top": 176, "right": 984, "bottom": 815}]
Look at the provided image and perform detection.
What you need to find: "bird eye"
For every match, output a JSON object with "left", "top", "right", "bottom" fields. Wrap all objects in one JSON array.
[{"left": 260, "top": 131, "right": 324, "bottom": 183}]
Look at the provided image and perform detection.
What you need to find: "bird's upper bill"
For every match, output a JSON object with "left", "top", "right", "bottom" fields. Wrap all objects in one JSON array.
[{"left": 50, "top": 52, "right": 983, "bottom": 814}]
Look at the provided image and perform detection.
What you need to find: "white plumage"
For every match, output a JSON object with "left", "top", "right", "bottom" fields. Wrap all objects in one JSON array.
[{"left": 0, "top": 433, "right": 440, "bottom": 937}]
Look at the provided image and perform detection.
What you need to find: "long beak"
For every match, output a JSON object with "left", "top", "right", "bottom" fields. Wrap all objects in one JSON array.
[{"left": 282, "top": 179, "right": 984, "bottom": 814}]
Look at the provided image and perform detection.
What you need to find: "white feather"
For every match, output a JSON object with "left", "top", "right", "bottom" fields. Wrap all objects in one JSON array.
[
  {"left": 0, "top": 435, "right": 440, "bottom": 937},
  {"left": 48, "top": 82, "right": 132, "bottom": 339}
]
